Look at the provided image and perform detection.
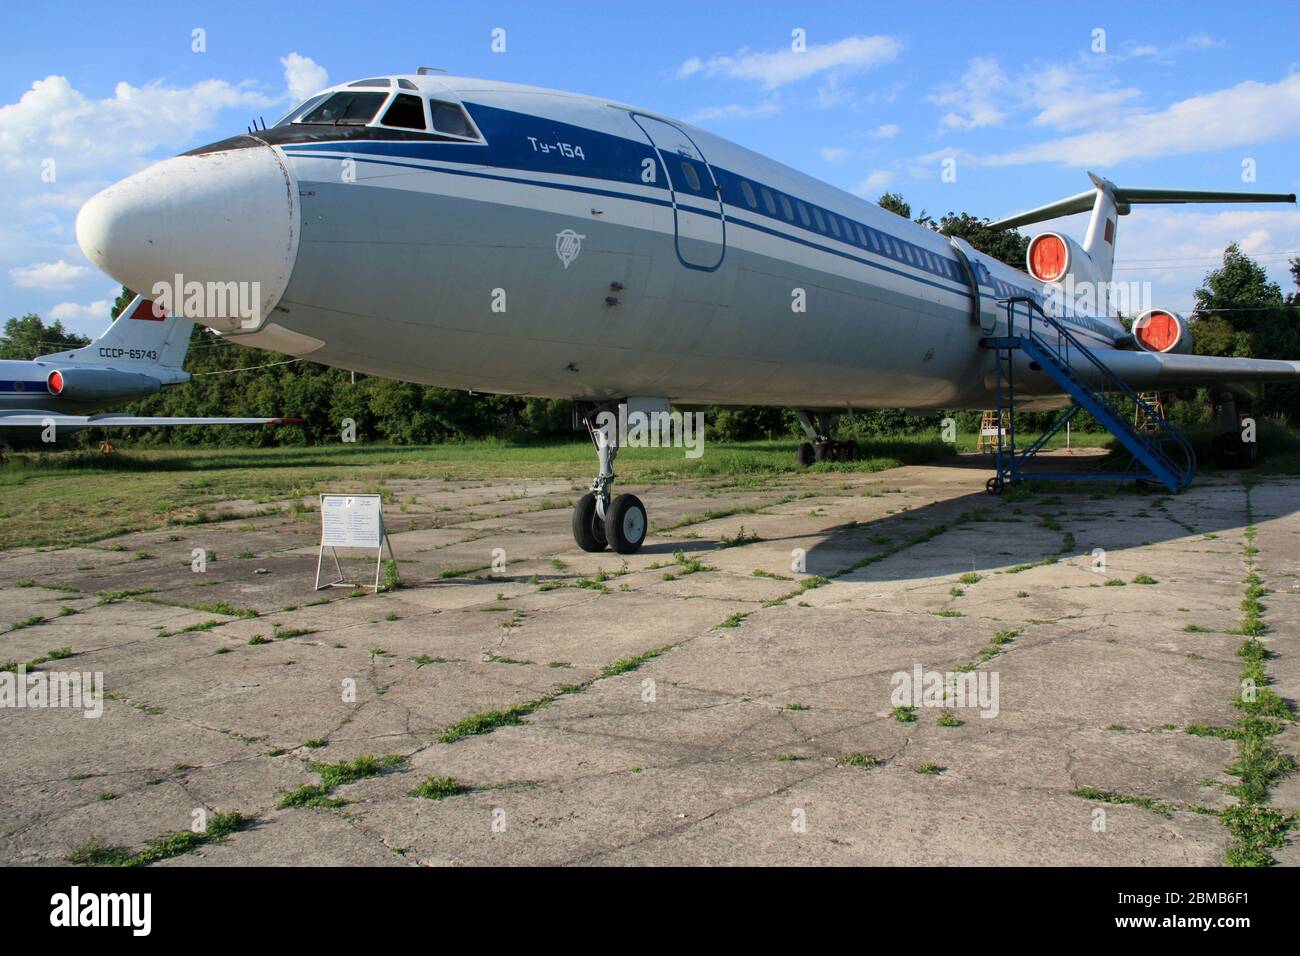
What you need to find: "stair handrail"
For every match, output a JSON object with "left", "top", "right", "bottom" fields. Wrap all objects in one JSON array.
[{"left": 997, "top": 296, "right": 1196, "bottom": 484}]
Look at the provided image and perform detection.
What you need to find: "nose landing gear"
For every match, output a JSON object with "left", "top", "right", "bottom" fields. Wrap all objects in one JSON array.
[{"left": 572, "top": 405, "right": 648, "bottom": 554}]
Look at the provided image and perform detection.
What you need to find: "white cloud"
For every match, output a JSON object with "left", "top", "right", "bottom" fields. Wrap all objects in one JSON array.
[
  {"left": 871, "top": 123, "right": 900, "bottom": 139},
  {"left": 49, "top": 297, "right": 114, "bottom": 323},
  {"left": 9, "top": 259, "right": 92, "bottom": 289},
  {"left": 1023, "top": 65, "right": 1140, "bottom": 130},
  {"left": 820, "top": 147, "right": 850, "bottom": 163},
  {"left": 929, "top": 57, "right": 1142, "bottom": 136},
  {"left": 677, "top": 57, "right": 704, "bottom": 80},
  {"left": 688, "top": 101, "right": 780, "bottom": 123},
  {"left": 0, "top": 57, "right": 324, "bottom": 328},
  {"left": 816, "top": 74, "right": 858, "bottom": 109},
  {"left": 0, "top": 75, "right": 276, "bottom": 174},
  {"left": 852, "top": 170, "right": 895, "bottom": 196},
  {"left": 1122, "top": 33, "right": 1224, "bottom": 60},
  {"left": 676, "top": 35, "right": 902, "bottom": 90},
  {"left": 929, "top": 57, "right": 1009, "bottom": 130},
  {"left": 984, "top": 72, "right": 1300, "bottom": 166},
  {"left": 281, "top": 53, "right": 328, "bottom": 103}
]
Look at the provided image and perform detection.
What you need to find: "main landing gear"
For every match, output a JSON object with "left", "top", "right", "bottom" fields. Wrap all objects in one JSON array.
[
  {"left": 1209, "top": 390, "right": 1260, "bottom": 469},
  {"left": 793, "top": 410, "right": 859, "bottom": 466},
  {"left": 572, "top": 404, "right": 648, "bottom": 554}
]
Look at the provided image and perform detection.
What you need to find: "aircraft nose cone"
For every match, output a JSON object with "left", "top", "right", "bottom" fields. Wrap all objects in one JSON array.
[{"left": 76, "top": 144, "right": 300, "bottom": 331}]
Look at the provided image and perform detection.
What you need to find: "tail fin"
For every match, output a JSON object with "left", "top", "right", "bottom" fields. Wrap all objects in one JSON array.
[
  {"left": 54, "top": 295, "right": 194, "bottom": 369},
  {"left": 988, "top": 173, "right": 1296, "bottom": 284}
]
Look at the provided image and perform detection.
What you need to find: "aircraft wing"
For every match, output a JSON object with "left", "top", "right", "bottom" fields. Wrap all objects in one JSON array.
[
  {"left": 0, "top": 414, "right": 301, "bottom": 427},
  {"left": 1043, "top": 348, "right": 1300, "bottom": 390}
]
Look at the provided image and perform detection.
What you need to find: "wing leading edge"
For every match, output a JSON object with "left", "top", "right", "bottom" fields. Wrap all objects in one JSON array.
[
  {"left": 1039, "top": 348, "right": 1300, "bottom": 391},
  {"left": 0, "top": 414, "right": 301, "bottom": 427}
]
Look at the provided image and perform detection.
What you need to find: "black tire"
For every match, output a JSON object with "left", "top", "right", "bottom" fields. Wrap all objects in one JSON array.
[
  {"left": 571, "top": 492, "right": 607, "bottom": 552},
  {"left": 986, "top": 476, "right": 1004, "bottom": 496},
  {"left": 795, "top": 442, "right": 815, "bottom": 468},
  {"left": 813, "top": 441, "right": 830, "bottom": 462},
  {"left": 604, "top": 494, "right": 647, "bottom": 555},
  {"left": 1213, "top": 432, "right": 1245, "bottom": 469}
]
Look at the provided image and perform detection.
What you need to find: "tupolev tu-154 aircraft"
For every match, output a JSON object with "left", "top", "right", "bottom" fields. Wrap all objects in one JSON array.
[
  {"left": 0, "top": 293, "right": 297, "bottom": 438},
  {"left": 74, "top": 73, "right": 1299, "bottom": 554}
]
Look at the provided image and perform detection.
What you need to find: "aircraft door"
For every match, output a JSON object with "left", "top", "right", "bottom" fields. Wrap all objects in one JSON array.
[
  {"left": 631, "top": 114, "right": 726, "bottom": 271},
  {"left": 950, "top": 237, "right": 1001, "bottom": 335}
]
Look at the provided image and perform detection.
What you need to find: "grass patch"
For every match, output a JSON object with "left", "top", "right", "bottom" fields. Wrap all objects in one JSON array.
[
  {"left": 278, "top": 754, "right": 408, "bottom": 810},
  {"left": 69, "top": 810, "right": 250, "bottom": 867},
  {"left": 718, "top": 525, "right": 761, "bottom": 548},
  {"left": 438, "top": 699, "right": 548, "bottom": 744},
  {"left": 834, "top": 753, "right": 879, "bottom": 768},
  {"left": 1069, "top": 786, "right": 1174, "bottom": 818},
  {"left": 1217, "top": 488, "right": 1299, "bottom": 866},
  {"left": 408, "top": 775, "right": 469, "bottom": 800},
  {"left": 601, "top": 646, "right": 667, "bottom": 678}
]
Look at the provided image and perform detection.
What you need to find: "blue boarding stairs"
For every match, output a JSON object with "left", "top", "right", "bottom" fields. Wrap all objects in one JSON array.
[{"left": 979, "top": 296, "right": 1196, "bottom": 495}]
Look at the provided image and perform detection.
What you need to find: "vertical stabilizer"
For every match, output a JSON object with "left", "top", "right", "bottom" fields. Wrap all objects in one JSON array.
[
  {"left": 47, "top": 295, "right": 194, "bottom": 369},
  {"left": 1082, "top": 173, "right": 1119, "bottom": 285}
]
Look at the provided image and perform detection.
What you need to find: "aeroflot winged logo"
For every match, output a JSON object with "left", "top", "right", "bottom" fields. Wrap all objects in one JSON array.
[{"left": 555, "top": 229, "right": 584, "bottom": 269}]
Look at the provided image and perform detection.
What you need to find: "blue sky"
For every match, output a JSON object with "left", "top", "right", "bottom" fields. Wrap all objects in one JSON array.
[{"left": 3, "top": 0, "right": 1299, "bottom": 335}]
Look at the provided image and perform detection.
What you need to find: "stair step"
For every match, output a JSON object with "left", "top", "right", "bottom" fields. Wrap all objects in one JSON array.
[{"left": 987, "top": 302, "right": 1195, "bottom": 494}]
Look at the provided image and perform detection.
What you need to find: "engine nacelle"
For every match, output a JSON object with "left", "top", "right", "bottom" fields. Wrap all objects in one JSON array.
[
  {"left": 47, "top": 367, "right": 162, "bottom": 402},
  {"left": 1026, "top": 232, "right": 1100, "bottom": 286},
  {"left": 1131, "top": 308, "right": 1193, "bottom": 355}
]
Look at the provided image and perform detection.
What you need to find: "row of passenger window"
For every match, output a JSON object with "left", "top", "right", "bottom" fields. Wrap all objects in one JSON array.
[{"left": 728, "top": 174, "right": 964, "bottom": 283}]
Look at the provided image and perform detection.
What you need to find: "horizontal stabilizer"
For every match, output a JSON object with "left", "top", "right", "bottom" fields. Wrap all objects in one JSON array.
[{"left": 989, "top": 173, "right": 1295, "bottom": 231}]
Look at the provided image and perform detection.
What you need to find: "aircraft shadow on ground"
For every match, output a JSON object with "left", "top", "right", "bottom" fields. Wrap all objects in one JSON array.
[{"left": 656, "top": 476, "right": 1284, "bottom": 582}]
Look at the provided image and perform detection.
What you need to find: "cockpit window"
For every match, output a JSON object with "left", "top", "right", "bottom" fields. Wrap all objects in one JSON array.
[
  {"left": 397, "top": 78, "right": 418, "bottom": 90},
  {"left": 429, "top": 100, "right": 474, "bottom": 138},
  {"left": 299, "top": 91, "right": 388, "bottom": 125},
  {"left": 381, "top": 94, "right": 426, "bottom": 130},
  {"left": 348, "top": 78, "right": 391, "bottom": 87},
  {"left": 272, "top": 93, "right": 329, "bottom": 128}
]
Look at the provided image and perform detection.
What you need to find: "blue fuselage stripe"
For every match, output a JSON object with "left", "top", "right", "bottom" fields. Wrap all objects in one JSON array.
[{"left": 285, "top": 149, "right": 983, "bottom": 302}]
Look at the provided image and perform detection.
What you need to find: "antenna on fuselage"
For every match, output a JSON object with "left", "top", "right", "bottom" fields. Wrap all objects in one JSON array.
[{"left": 417, "top": 66, "right": 447, "bottom": 75}]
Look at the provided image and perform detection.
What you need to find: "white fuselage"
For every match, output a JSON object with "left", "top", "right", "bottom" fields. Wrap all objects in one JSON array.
[{"left": 77, "top": 75, "right": 1127, "bottom": 412}]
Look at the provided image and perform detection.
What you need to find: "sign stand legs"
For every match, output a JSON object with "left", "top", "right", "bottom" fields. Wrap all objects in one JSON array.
[
  {"left": 372, "top": 531, "right": 399, "bottom": 593},
  {"left": 314, "top": 546, "right": 346, "bottom": 591}
]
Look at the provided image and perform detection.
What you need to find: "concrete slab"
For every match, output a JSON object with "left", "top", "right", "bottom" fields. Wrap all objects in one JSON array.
[{"left": 1, "top": 462, "right": 1294, "bottom": 865}]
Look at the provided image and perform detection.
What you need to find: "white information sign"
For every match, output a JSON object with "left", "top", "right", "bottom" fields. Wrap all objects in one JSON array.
[
  {"left": 320, "top": 494, "right": 383, "bottom": 548},
  {"left": 315, "top": 494, "right": 397, "bottom": 592}
]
